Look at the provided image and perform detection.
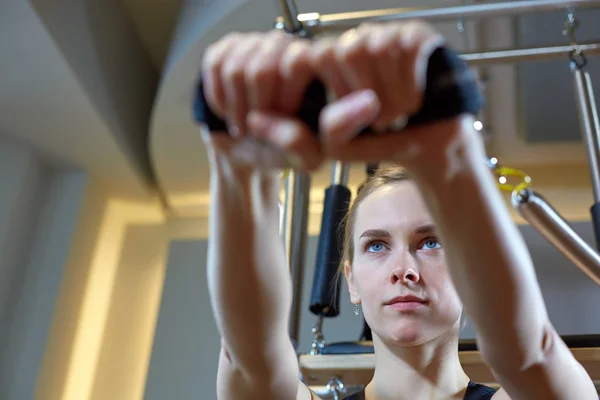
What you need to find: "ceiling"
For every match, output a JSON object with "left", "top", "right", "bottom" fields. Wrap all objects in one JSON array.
[{"left": 1, "top": 0, "right": 599, "bottom": 233}]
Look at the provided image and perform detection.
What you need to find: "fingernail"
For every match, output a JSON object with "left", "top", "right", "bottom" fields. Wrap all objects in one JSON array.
[
  {"left": 247, "top": 111, "right": 269, "bottom": 132},
  {"left": 324, "top": 90, "right": 380, "bottom": 132},
  {"left": 349, "top": 89, "right": 380, "bottom": 116}
]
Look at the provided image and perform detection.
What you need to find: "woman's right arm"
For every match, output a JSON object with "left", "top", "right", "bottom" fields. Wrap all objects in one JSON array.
[
  {"left": 200, "top": 31, "right": 324, "bottom": 399},
  {"left": 207, "top": 154, "right": 309, "bottom": 400}
]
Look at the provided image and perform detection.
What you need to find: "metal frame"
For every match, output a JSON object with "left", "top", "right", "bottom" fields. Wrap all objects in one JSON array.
[
  {"left": 276, "top": 0, "right": 600, "bottom": 33},
  {"left": 462, "top": 42, "right": 600, "bottom": 65},
  {"left": 512, "top": 189, "right": 600, "bottom": 285},
  {"left": 282, "top": 170, "right": 310, "bottom": 347}
]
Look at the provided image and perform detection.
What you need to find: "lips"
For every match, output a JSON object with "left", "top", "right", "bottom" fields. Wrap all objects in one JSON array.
[{"left": 384, "top": 295, "right": 427, "bottom": 305}]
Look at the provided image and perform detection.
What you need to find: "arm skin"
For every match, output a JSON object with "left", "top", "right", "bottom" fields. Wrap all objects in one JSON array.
[
  {"left": 405, "top": 115, "right": 597, "bottom": 399},
  {"left": 206, "top": 150, "right": 314, "bottom": 400}
]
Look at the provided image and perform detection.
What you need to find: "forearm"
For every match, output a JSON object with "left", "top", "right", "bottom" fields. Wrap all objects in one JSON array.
[
  {"left": 207, "top": 156, "right": 292, "bottom": 370},
  {"left": 409, "top": 117, "right": 550, "bottom": 369}
]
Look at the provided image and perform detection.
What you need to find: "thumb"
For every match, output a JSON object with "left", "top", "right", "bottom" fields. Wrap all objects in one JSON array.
[{"left": 319, "top": 89, "right": 381, "bottom": 145}]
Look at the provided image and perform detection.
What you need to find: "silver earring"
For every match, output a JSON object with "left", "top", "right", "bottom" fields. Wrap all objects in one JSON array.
[{"left": 354, "top": 304, "right": 360, "bottom": 316}]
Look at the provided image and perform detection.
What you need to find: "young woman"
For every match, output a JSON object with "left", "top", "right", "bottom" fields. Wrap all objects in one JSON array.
[{"left": 200, "top": 21, "right": 597, "bottom": 399}]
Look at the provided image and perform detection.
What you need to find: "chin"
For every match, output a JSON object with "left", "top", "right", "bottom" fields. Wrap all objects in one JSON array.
[
  {"left": 385, "top": 321, "right": 431, "bottom": 345},
  {"left": 383, "top": 320, "right": 453, "bottom": 346}
]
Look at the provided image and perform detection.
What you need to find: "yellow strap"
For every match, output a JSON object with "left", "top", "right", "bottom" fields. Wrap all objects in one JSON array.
[{"left": 493, "top": 166, "right": 532, "bottom": 193}]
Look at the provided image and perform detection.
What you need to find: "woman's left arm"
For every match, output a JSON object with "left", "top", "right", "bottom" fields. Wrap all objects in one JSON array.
[
  {"left": 403, "top": 116, "right": 597, "bottom": 400},
  {"left": 309, "top": 20, "right": 597, "bottom": 398}
]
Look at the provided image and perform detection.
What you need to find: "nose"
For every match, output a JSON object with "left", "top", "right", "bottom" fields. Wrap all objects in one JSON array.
[{"left": 389, "top": 251, "right": 420, "bottom": 284}]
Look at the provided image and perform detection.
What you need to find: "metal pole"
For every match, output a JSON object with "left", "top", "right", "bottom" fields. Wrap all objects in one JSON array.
[
  {"left": 461, "top": 42, "right": 600, "bottom": 66},
  {"left": 275, "top": 0, "right": 309, "bottom": 351},
  {"left": 275, "top": 0, "right": 303, "bottom": 33},
  {"left": 512, "top": 189, "right": 600, "bottom": 286},
  {"left": 573, "top": 68, "right": 600, "bottom": 250},
  {"left": 283, "top": 170, "right": 311, "bottom": 347},
  {"left": 331, "top": 161, "right": 350, "bottom": 186},
  {"left": 291, "top": 0, "right": 600, "bottom": 33},
  {"left": 573, "top": 69, "right": 600, "bottom": 202}
]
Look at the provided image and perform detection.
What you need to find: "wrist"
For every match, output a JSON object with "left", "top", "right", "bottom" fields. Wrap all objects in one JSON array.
[
  {"left": 401, "top": 115, "right": 487, "bottom": 181},
  {"left": 210, "top": 155, "right": 282, "bottom": 205}
]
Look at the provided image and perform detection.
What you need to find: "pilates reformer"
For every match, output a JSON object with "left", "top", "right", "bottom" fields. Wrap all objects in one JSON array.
[{"left": 193, "top": 1, "right": 600, "bottom": 398}]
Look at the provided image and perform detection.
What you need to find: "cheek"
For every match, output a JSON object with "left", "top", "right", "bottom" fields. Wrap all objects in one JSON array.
[
  {"left": 352, "top": 262, "right": 385, "bottom": 301},
  {"left": 422, "top": 262, "right": 462, "bottom": 312}
]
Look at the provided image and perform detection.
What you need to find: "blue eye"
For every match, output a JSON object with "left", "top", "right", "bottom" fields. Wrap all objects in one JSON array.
[
  {"left": 422, "top": 239, "right": 441, "bottom": 250},
  {"left": 367, "top": 242, "right": 386, "bottom": 253}
]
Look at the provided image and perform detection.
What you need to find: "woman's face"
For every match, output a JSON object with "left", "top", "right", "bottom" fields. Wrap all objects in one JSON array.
[{"left": 345, "top": 181, "right": 462, "bottom": 345}]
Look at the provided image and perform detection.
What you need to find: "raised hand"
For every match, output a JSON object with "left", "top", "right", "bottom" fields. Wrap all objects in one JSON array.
[
  {"left": 200, "top": 30, "right": 325, "bottom": 172},
  {"left": 308, "top": 21, "right": 482, "bottom": 168}
]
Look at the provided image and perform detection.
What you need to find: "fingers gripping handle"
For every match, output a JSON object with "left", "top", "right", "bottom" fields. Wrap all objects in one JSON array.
[
  {"left": 193, "top": 46, "right": 484, "bottom": 133},
  {"left": 309, "top": 184, "right": 351, "bottom": 317}
]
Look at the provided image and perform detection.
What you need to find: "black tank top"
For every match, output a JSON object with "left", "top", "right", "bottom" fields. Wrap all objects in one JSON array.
[{"left": 341, "top": 381, "right": 496, "bottom": 400}]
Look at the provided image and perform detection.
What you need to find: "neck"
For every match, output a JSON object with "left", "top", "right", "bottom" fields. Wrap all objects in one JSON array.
[{"left": 366, "top": 330, "right": 470, "bottom": 400}]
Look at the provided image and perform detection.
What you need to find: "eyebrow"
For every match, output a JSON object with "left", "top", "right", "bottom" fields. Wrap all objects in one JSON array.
[
  {"left": 359, "top": 225, "right": 437, "bottom": 240},
  {"left": 359, "top": 229, "right": 391, "bottom": 240},
  {"left": 415, "top": 224, "right": 437, "bottom": 235}
]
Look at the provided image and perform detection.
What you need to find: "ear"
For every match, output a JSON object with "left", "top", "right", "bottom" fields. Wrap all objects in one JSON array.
[{"left": 344, "top": 260, "right": 361, "bottom": 304}]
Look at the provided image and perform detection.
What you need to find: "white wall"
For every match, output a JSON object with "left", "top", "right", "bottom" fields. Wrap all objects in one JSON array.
[
  {"left": 145, "top": 220, "right": 600, "bottom": 399},
  {"left": 0, "top": 134, "right": 88, "bottom": 400}
]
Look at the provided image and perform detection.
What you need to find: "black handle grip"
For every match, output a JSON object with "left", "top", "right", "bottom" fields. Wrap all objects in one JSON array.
[
  {"left": 193, "top": 46, "right": 484, "bottom": 133},
  {"left": 591, "top": 202, "right": 600, "bottom": 251},
  {"left": 309, "top": 184, "right": 351, "bottom": 317}
]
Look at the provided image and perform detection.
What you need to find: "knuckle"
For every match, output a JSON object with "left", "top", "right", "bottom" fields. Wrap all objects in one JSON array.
[
  {"left": 204, "top": 33, "right": 245, "bottom": 74},
  {"left": 283, "top": 42, "right": 310, "bottom": 75},
  {"left": 311, "top": 39, "right": 336, "bottom": 66},
  {"left": 203, "top": 43, "right": 224, "bottom": 72},
  {"left": 223, "top": 31, "right": 243, "bottom": 43},
  {"left": 367, "top": 37, "right": 389, "bottom": 58},
  {"left": 404, "top": 19, "right": 429, "bottom": 33},
  {"left": 222, "top": 59, "right": 244, "bottom": 85},
  {"left": 359, "top": 21, "right": 380, "bottom": 31},
  {"left": 335, "top": 40, "right": 364, "bottom": 64},
  {"left": 246, "top": 58, "right": 278, "bottom": 87}
]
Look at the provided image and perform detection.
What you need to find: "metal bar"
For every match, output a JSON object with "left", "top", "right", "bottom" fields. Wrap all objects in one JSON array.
[
  {"left": 331, "top": 161, "right": 350, "bottom": 186},
  {"left": 574, "top": 69, "right": 600, "bottom": 202},
  {"left": 275, "top": 0, "right": 303, "bottom": 33},
  {"left": 512, "top": 189, "right": 600, "bottom": 286},
  {"left": 296, "top": 0, "right": 600, "bottom": 33},
  {"left": 283, "top": 171, "right": 311, "bottom": 347},
  {"left": 461, "top": 42, "right": 600, "bottom": 65},
  {"left": 573, "top": 68, "right": 600, "bottom": 251}
]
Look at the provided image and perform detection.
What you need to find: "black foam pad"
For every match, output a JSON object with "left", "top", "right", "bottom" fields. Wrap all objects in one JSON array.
[
  {"left": 193, "top": 46, "right": 484, "bottom": 134},
  {"left": 309, "top": 184, "right": 352, "bottom": 317},
  {"left": 591, "top": 202, "right": 600, "bottom": 251}
]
